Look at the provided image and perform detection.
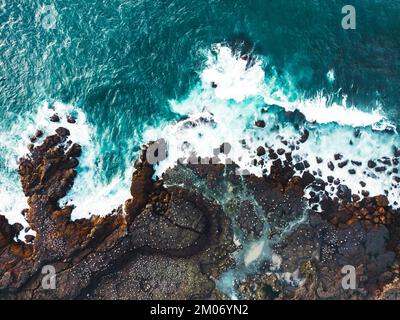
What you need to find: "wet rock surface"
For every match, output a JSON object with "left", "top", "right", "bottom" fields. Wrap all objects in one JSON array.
[
  {"left": 237, "top": 201, "right": 263, "bottom": 238},
  {"left": 162, "top": 150, "right": 400, "bottom": 300},
  {"left": 1, "top": 130, "right": 400, "bottom": 300},
  {"left": 0, "top": 129, "right": 235, "bottom": 299}
]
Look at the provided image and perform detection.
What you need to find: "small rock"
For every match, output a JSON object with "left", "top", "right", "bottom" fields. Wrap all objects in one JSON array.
[
  {"left": 299, "top": 129, "right": 309, "bottom": 143},
  {"left": 334, "top": 153, "right": 343, "bottom": 161},
  {"left": 295, "top": 162, "right": 305, "bottom": 171},
  {"left": 394, "top": 146, "right": 400, "bottom": 157},
  {"left": 67, "top": 115, "right": 76, "bottom": 124},
  {"left": 256, "top": 146, "right": 266, "bottom": 156},
  {"left": 375, "top": 195, "right": 389, "bottom": 207},
  {"left": 50, "top": 114, "right": 60, "bottom": 122},
  {"left": 368, "top": 160, "right": 377, "bottom": 168},
  {"left": 337, "top": 185, "right": 351, "bottom": 201},
  {"left": 268, "top": 149, "right": 278, "bottom": 160},
  {"left": 300, "top": 171, "right": 315, "bottom": 188},
  {"left": 25, "top": 235, "right": 35, "bottom": 243},
  {"left": 338, "top": 160, "right": 349, "bottom": 168},
  {"left": 378, "top": 158, "right": 391, "bottom": 166},
  {"left": 277, "top": 148, "right": 285, "bottom": 155},
  {"left": 56, "top": 127, "right": 70, "bottom": 137},
  {"left": 35, "top": 130, "right": 44, "bottom": 138},
  {"left": 362, "top": 190, "right": 370, "bottom": 197},
  {"left": 13, "top": 223, "right": 24, "bottom": 233},
  {"left": 255, "top": 120, "right": 266, "bottom": 128}
]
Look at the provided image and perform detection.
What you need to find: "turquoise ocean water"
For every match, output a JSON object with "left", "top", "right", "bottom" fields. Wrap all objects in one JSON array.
[{"left": 1, "top": 0, "right": 400, "bottom": 296}]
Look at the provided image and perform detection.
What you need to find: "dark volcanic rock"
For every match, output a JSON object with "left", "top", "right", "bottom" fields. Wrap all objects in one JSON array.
[
  {"left": 256, "top": 146, "right": 266, "bottom": 156},
  {"left": 368, "top": 160, "right": 377, "bottom": 168},
  {"left": 2, "top": 127, "right": 400, "bottom": 301},
  {"left": 67, "top": 115, "right": 76, "bottom": 124},
  {"left": 274, "top": 211, "right": 397, "bottom": 300},
  {"left": 277, "top": 148, "right": 285, "bottom": 156},
  {"left": 35, "top": 130, "right": 44, "bottom": 138},
  {"left": 299, "top": 129, "right": 309, "bottom": 143},
  {"left": 334, "top": 153, "right": 343, "bottom": 161},
  {"left": 0, "top": 132, "right": 235, "bottom": 300},
  {"left": 255, "top": 120, "right": 266, "bottom": 128},
  {"left": 394, "top": 146, "right": 400, "bottom": 158},
  {"left": 49, "top": 114, "right": 60, "bottom": 122},
  {"left": 295, "top": 162, "right": 305, "bottom": 171},
  {"left": 338, "top": 160, "right": 349, "bottom": 168},
  {"left": 337, "top": 184, "right": 352, "bottom": 202},
  {"left": 300, "top": 171, "right": 315, "bottom": 188},
  {"left": 237, "top": 201, "right": 263, "bottom": 238}
]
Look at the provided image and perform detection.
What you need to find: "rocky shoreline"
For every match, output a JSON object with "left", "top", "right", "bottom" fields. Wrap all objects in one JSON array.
[
  {"left": 1, "top": 123, "right": 400, "bottom": 300},
  {"left": 0, "top": 126, "right": 235, "bottom": 299}
]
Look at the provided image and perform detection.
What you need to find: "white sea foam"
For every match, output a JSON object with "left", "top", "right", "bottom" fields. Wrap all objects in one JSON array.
[
  {"left": 244, "top": 240, "right": 265, "bottom": 266},
  {"left": 144, "top": 44, "right": 400, "bottom": 211},
  {"left": 44, "top": 102, "right": 132, "bottom": 220},
  {"left": 327, "top": 69, "right": 336, "bottom": 83},
  {"left": 264, "top": 93, "right": 390, "bottom": 128},
  {"left": 0, "top": 101, "right": 131, "bottom": 240},
  {"left": 144, "top": 44, "right": 399, "bottom": 298}
]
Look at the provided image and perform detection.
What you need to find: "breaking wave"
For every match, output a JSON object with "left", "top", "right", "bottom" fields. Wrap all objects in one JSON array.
[{"left": 144, "top": 44, "right": 399, "bottom": 208}]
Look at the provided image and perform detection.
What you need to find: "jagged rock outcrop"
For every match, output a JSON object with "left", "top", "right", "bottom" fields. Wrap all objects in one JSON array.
[
  {"left": 0, "top": 129, "right": 235, "bottom": 299},
  {"left": 161, "top": 154, "right": 400, "bottom": 300},
  {"left": 1, "top": 129, "right": 399, "bottom": 300}
]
